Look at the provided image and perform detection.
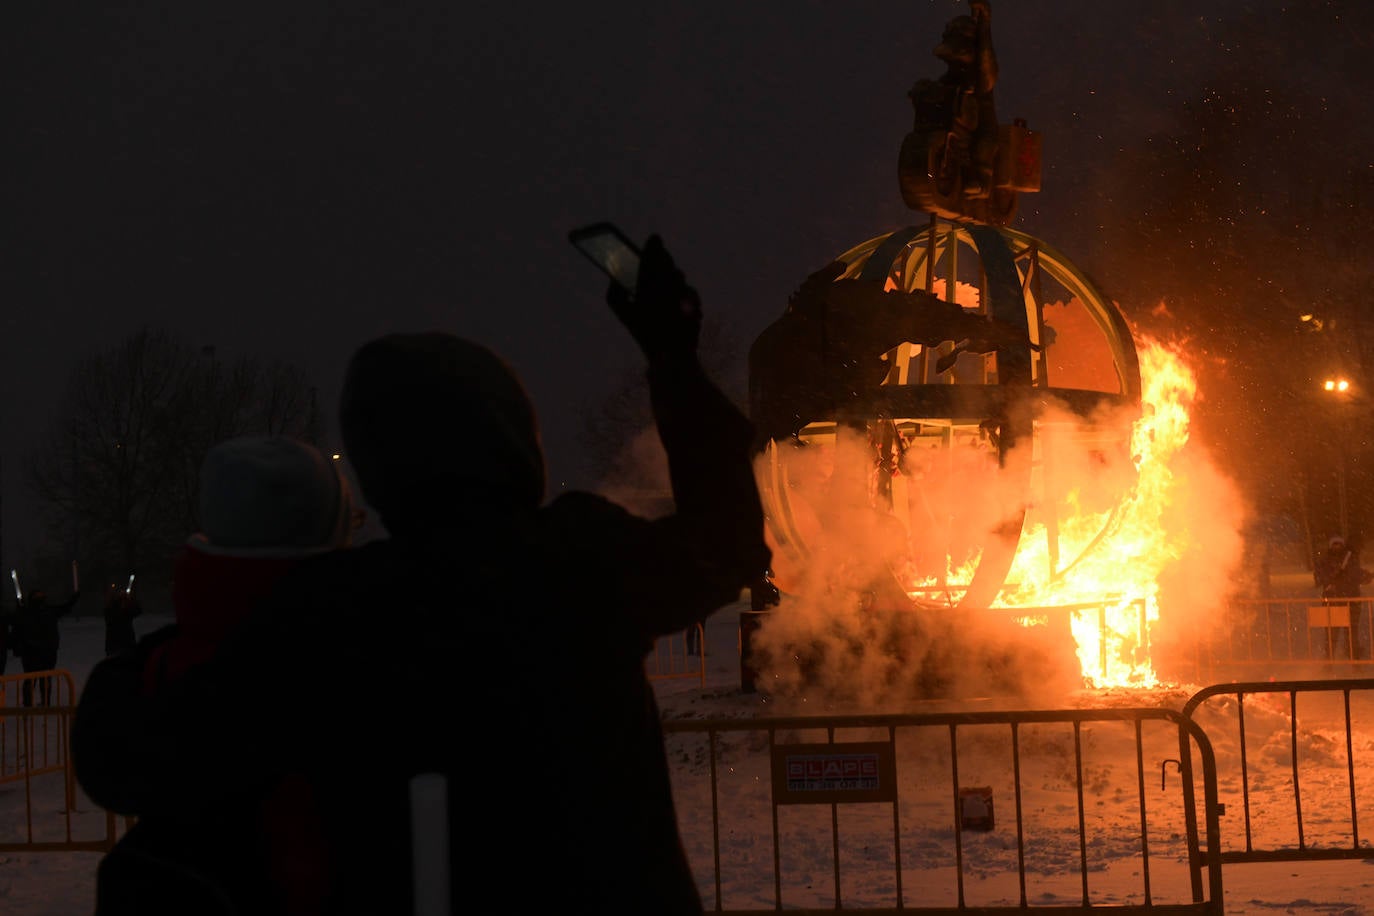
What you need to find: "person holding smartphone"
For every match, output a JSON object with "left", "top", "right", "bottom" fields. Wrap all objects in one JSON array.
[{"left": 74, "top": 232, "right": 770, "bottom": 916}]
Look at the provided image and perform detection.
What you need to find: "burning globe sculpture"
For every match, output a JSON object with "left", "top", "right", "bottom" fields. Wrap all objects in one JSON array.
[
  {"left": 748, "top": 0, "right": 1144, "bottom": 629},
  {"left": 750, "top": 224, "right": 1142, "bottom": 614}
]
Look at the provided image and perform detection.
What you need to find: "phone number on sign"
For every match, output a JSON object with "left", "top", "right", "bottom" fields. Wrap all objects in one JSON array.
[{"left": 785, "top": 753, "right": 881, "bottom": 793}]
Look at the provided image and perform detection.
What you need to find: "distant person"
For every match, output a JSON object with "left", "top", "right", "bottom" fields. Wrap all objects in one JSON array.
[
  {"left": 739, "top": 569, "right": 782, "bottom": 692},
  {"left": 1313, "top": 535, "right": 1373, "bottom": 659},
  {"left": 102, "top": 579, "right": 143, "bottom": 657},
  {"left": 73, "top": 234, "right": 770, "bottom": 916},
  {"left": 15, "top": 585, "right": 80, "bottom": 705},
  {"left": 88, "top": 435, "right": 356, "bottom": 915},
  {"left": 751, "top": 569, "right": 781, "bottom": 612},
  {"left": 0, "top": 600, "right": 13, "bottom": 677}
]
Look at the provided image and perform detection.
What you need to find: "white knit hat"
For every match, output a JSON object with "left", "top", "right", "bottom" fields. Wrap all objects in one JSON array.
[{"left": 193, "top": 436, "right": 352, "bottom": 556}]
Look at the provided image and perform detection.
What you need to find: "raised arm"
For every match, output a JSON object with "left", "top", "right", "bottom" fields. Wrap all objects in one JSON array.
[{"left": 605, "top": 236, "right": 771, "bottom": 623}]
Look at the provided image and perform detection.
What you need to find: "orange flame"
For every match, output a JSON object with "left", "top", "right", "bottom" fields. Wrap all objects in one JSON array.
[{"left": 994, "top": 336, "right": 1198, "bottom": 687}]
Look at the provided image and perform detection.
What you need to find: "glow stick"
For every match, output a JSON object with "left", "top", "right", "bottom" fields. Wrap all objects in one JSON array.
[
  {"left": 10, "top": 570, "right": 21, "bottom": 603},
  {"left": 125, "top": 574, "right": 135, "bottom": 595}
]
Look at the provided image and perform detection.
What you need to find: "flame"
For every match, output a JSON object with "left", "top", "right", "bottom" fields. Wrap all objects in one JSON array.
[
  {"left": 994, "top": 336, "right": 1198, "bottom": 687},
  {"left": 756, "top": 326, "right": 1218, "bottom": 696}
]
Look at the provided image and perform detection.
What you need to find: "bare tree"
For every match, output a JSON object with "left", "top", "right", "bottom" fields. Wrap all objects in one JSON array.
[
  {"left": 169, "top": 349, "right": 321, "bottom": 536},
  {"left": 28, "top": 327, "right": 319, "bottom": 586},
  {"left": 29, "top": 327, "right": 194, "bottom": 576}
]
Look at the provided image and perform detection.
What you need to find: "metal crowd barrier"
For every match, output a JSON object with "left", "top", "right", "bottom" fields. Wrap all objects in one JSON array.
[
  {"left": 647, "top": 622, "right": 707, "bottom": 686},
  {"left": 0, "top": 670, "right": 122, "bottom": 853},
  {"left": 1180, "top": 677, "right": 1374, "bottom": 866},
  {"left": 662, "top": 708, "right": 1224, "bottom": 915},
  {"left": 1192, "top": 596, "right": 1374, "bottom": 682},
  {"left": 13, "top": 668, "right": 1368, "bottom": 912},
  {"left": 1, "top": 669, "right": 77, "bottom": 785}
]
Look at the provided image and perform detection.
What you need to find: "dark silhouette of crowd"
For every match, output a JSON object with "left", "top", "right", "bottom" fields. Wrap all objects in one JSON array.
[
  {"left": 13, "top": 586, "right": 81, "bottom": 705},
  {"left": 73, "top": 234, "right": 770, "bottom": 915},
  {"left": 102, "top": 580, "right": 142, "bottom": 657},
  {"left": 0, "top": 600, "right": 11, "bottom": 677}
]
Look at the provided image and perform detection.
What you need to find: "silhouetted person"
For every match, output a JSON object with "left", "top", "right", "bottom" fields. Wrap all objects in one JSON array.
[
  {"left": 15, "top": 585, "right": 80, "bottom": 705},
  {"left": 90, "top": 435, "right": 355, "bottom": 915},
  {"left": 1314, "top": 535, "right": 1373, "bottom": 659},
  {"left": 73, "top": 233, "right": 769, "bottom": 916},
  {"left": 103, "top": 580, "right": 143, "bottom": 657},
  {"left": 0, "top": 601, "right": 13, "bottom": 677},
  {"left": 750, "top": 570, "right": 781, "bottom": 612}
]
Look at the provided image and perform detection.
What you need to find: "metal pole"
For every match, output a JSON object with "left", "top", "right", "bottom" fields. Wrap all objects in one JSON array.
[
  {"left": 1339, "top": 434, "right": 1349, "bottom": 538},
  {"left": 1099, "top": 605, "right": 1108, "bottom": 682}
]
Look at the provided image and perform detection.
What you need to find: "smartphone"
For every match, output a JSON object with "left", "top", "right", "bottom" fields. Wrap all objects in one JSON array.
[{"left": 568, "top": 222, "right": 641, "bottom": 292}]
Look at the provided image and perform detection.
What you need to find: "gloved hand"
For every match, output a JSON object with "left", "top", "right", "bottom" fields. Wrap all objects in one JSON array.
[{"left": 607, "top": 234, "right": 701, "bottom": 363}]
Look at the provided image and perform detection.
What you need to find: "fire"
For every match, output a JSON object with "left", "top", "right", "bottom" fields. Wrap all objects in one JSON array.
[
  {"left": 994, "top": 336, "right": 1198, "bottom": 687},
  {"left": 754, "top": 323, "right": 1216, "bottom": 696}
]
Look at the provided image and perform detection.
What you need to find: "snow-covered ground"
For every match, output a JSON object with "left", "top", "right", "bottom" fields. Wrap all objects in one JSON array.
[{"left": 3, "top": 601, "right": 1374, "bottom": 915}]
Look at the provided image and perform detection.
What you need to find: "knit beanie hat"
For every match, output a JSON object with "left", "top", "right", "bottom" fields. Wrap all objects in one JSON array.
[
  {"left": 194, "top": 436, "right": 352, "bottom": 556},
  {"left": 339, "top": 332, "right": 546, "bottom": 530}
]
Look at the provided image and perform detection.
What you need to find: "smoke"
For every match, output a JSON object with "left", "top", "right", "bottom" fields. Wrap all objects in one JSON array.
[
  {"left": 589, "top": 334, "right": 1251, "bottom": 702},
  {"left": 1148, "top": 408, "right": 1253, "bottom": 671},
  {"left": 747, "top": 338, "right": 1252, "bottom": 708},
  {"left": 747, "top": 588, "right": 1084, "bottom": 711},
  {"left": 749, "top": 424, "right": 1084, "bottom": 711}
]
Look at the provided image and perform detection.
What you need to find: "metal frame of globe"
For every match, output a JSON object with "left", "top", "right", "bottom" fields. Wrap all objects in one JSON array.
[{"left": 753, "top": 215, "right": 1142, "bottom": 611}]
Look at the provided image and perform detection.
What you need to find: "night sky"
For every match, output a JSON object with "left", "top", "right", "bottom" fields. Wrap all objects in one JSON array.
[{"left": 6, "top": 1, "right": 1368, "bottom": 568}]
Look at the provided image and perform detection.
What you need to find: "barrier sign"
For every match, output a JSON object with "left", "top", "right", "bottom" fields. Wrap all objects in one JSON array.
[{"left": 771, "top": 741, "right": 897, "bottom": 805}]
